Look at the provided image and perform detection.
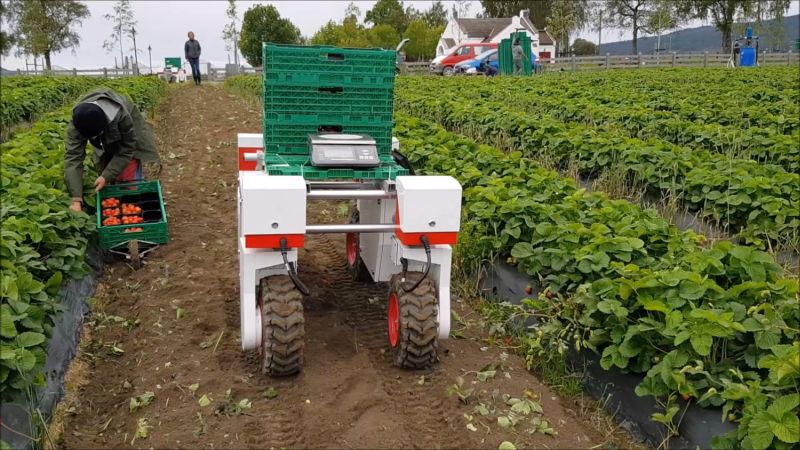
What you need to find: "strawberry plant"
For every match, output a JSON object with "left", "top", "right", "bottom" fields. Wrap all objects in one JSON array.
[
  {"left": 0, "top": 76, "right": 103, "bottom": 139},
  {"left": 0, "top": 76, "right": 165, "bottom": 401},
  {"left": 390, "top": 114, "right": 799, "bottom": 450},
  {"left": 395, "top": 80, "right": 800, "bottom": 251}
]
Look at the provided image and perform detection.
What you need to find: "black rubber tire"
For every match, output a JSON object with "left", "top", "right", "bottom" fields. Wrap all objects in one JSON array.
[
  {"left": 260, "top": 275, "right": 305, "bottom": 376},
  {"left": 388, "top": 273, "right": 438, "bottom": 369},
  {"left": 346, "top": 210, "right": 373, "bottom": 282}
]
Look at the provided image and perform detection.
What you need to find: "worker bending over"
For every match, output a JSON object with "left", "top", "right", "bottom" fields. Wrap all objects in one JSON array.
[{"left": 65, "top": 88, "right": 160, "bottom": 212}]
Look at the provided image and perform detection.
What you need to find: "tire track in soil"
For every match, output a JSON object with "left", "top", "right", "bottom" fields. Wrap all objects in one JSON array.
[
  {"left": 300, "top": 230, "right": 471, "bottom": 449},
  {"left": 60, "top": 85, "right": 631, "bottom": 450}
]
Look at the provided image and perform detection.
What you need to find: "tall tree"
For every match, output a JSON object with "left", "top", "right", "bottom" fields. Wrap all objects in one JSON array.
[
  {"left": 310, "top": 20, "right": 342, "bottom": 46},
  {"left": 344, "top": 2, "right": 361, "bottom": 21},
  {"left": 603, "top": 0, "right": 654, "bottom": 54},
  {"left": 6, "top": 0, "right": 90, "bottom": 69},
  {"left": 481, "top": 0, "right": 553, "bottom": 29},
  {"left": 647, "top": 0, "right": 682, "bottom": 52},
  {"left": 547, "top": 0, "right": 589, "bottom": 55},
  {"left": 336, "top": 15, "right": 370, "bottom": 47},
  {"left": 365, "top": 0, "right": 408, "bottom": 35},
  {"left": 221, "top": 0, "right": 240, "bottom": 66},
  {"left": 450, "top": 0, "right": 471, "bottom": 19},
  {"left": 403, "top": 19, "right": 443, "bottom": 60},
  {"left": 422, "top": 0, "right": 448, "bottom": 27},
  {"left": 571, "top": 38, "right": 597, "bottom": 55},
  {"left": 367, "top": 23, "right": 400, "bottom": 49},
  {"left": 0, "top": 1, "right": 14, "bottom": 56},
  {"left": 678, "top": 0, "right": 791, "bottom": 52},
  {"left": 239, "top": 4, "right": 300, "bottom": 66},
  {"left": 103, "top": 0, "right": 136, "bottom": 69}
]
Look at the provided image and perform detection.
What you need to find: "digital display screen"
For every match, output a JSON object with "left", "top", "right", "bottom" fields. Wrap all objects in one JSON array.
[{"left": 323, "top": 148, "right": 355, "bottom": 158}]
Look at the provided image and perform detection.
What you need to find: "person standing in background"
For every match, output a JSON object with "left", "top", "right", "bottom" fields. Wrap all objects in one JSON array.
[
  {"left": 185, "top": 31, "right": 202, "bottom": 85},
  {"left": 512, "top": 38, "right": 524, "bottom": 75}
]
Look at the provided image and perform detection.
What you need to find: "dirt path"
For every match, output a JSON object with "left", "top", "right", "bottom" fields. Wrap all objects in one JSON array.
[{"left": 60, "top": 85, "right": 631, "bottom": 449}]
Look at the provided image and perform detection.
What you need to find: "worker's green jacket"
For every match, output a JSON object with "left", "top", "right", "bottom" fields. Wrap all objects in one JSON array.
[{"left": 64, "top": 88, "right": 160, "bottom": 200}]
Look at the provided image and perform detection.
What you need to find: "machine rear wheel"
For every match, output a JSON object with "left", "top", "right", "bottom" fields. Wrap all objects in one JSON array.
[
  {"left": 388, "top": 273, "right": 438, "bottom": 369},
  {"left": 346, "top": 210, "right": 372, "bottom": 282},
  {"left": 260, "top": 275, "right": 305, "bottom": 376}
]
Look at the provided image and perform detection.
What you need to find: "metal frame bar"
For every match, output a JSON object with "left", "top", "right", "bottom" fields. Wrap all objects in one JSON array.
[
  {"left": 306, "top": 224, "right": 396, "bottom": 234},
  {"left": 307, "top": 189, "right": 394, "bottom": 200}
]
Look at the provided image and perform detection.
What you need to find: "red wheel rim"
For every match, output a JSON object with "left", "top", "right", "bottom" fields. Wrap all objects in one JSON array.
[
  {"left": 346, "top": 233, "right": 358, "bottom": 266},
  {"left": 388, "top": 293, "right": 400, "bottom": 347}
]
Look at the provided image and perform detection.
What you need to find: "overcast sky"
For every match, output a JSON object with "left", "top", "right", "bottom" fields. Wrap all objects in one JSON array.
[{"left": 1, "top": 0, "right": 798, "bottom": 70}]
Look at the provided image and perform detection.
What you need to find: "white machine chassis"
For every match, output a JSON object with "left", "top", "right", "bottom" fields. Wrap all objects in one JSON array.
[{"left": 237, "top": 134, "right": 459, "bottom": 355}]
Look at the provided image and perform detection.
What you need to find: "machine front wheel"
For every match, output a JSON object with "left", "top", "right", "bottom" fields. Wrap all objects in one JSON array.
[
  {"left": 388, "top": 273, "right": 438, "bottom": 369},
  {"left": 260, "top": 275, "right": 305, "bottom": 376}
]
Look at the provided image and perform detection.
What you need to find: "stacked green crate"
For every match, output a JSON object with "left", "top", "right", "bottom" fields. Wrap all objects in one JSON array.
[
  {"left": 498, "top": 32, "right": 533, "bottom": 76},
  {"left": 262, "top": 43, "right": 406, "bottom": 180}
]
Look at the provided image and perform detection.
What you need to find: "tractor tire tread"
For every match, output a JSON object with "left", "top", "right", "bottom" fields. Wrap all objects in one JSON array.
[
  {"left": 389, "top": 274, "right": 438, "bottom": 370},
  {"left": 261, "top": 275, "right": 305, "bottom": 376}
]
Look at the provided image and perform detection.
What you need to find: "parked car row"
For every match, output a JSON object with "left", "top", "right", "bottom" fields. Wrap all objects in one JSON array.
[
  {"left": 429, "top": 43, "right": 496, "bottom": 75},
  {"left": 454, "top": 49, "right": 538, "bottom": 76},
  {"left": 430, "top": 43, "right": 538, "bottom": 76}
]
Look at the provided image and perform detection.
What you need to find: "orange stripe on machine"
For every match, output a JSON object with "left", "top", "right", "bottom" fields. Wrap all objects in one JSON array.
[
  {"left": 245, "top": 234, "right": 305, "bottom": 249},
  {"left": 393, "top": 205, "right": 458, "bottom": 246}
]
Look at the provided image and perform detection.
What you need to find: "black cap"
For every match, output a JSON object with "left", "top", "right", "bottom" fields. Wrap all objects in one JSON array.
[{"left": 72, "top": 103, "right": 107, "bottom": 138}]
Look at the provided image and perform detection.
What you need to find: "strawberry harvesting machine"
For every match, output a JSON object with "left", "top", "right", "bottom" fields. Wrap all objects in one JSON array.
[{"left": 237, "top": 43, "right": 463, "bottom": 375}]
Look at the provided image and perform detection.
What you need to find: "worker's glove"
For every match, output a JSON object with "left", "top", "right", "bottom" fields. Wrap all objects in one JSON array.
[{"left": 94, "top": 176, "right": 107, "bottom": 193}]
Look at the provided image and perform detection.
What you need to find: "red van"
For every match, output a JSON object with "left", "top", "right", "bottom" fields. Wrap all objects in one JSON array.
[{"left": 430, "top": 43, "right": 498, "bottom": 76}]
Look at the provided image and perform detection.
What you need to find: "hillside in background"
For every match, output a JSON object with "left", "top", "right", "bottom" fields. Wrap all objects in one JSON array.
[{"left": 598, "top": 14, "right": 799, "bottom": 54}]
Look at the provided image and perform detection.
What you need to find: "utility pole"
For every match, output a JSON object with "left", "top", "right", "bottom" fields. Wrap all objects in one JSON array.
[
  {"left": 656, "top": 13, "right": 661, "bottom": 64},
  {"left": 233, "top": 25, "right": 239, "bottom": 66},
  {"left": 117, "top": 20, "right": 124, "bottom": 74},
  {"left": 131, "top": 26, "right": 139, "bottom": 74},
  {"left": 148, "top": 45, "right": 152, "bottom": 74},
  {"left": 597, "top": 9, "right": 603, "bottom": 56}
]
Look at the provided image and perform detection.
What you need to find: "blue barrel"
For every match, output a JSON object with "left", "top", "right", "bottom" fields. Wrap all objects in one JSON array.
[{"left": 739, "top": 47, "right": 756, "bottom": 67}]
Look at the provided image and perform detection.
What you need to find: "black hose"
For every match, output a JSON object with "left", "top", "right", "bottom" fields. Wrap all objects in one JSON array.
[
  {"left": 280, "top": 238, "right": 310, "bottom": 296},
  {"left": 401, "top": 235, "right": 431, "bottom": 293},
  {"left": 392, "top": 149, "right": 415, "bottom": 175}
]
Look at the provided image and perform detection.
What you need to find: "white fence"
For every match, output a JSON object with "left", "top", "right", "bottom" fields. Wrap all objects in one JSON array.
[
  {"left": 401, "top": 51, "right": 798, "bottom": 75},
  {"left": 5, "top": 52, "right": 795, "bottom": 79},
  {"left": 4, "top": 63, "right": 260, "bottom": 81},
  {"left": 539, "top": 51, "right": 799, "bottom": 71}
]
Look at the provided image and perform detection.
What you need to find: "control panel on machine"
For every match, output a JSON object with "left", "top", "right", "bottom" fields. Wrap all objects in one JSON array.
[{"left": 309, "top": 133, "right": 380, "bottom": 168}]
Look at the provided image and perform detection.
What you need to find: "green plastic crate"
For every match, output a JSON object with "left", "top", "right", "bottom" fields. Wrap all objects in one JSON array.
[
  {"left": 164, "top": 57, "right": 182, "bottom": 70},
  {"left": 265, "top": 112, "right": 392, "bottom": 126},
  {"left": 263, "top": 84, "right": 394, "bottom": 116},
  {"left": 263, "top": 43, "right": 396, "bottom": 77},
  {"left": 263, "top": 121, "right": 393, "bottom": 155},
  {"left": 265, "top": 154, "right": 408, "bottom": 180},
  {"left": 264, "top": 72, "right": 394, "bottom": 88},
  {"left": 96, "top": 180, "right": 169, "bottom": 250}
]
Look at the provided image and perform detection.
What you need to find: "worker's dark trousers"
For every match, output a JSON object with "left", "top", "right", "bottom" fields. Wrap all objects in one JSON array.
[{"left": 188, "top": 57, "right": 201, "bottom": 84}]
